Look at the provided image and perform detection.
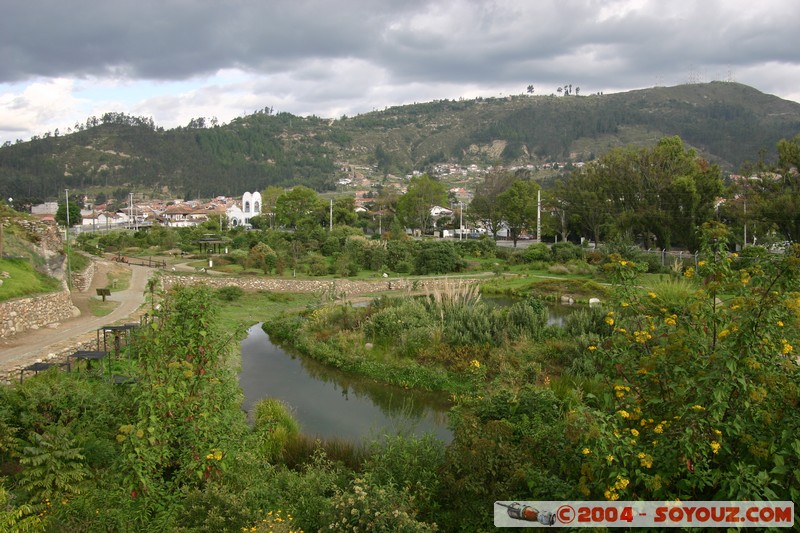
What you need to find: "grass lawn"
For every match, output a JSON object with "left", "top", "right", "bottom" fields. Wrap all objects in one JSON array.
[
  {"left": 0, "top": 258, "right": 63, "bottom": 302},
  {"left": 87, "top": 298, "right": 119, "bottom": 317},
  {"left": 106, "top": 269, "right": 131, "bottom": 292},
  {"left": 217, "top": 290, "right": 320, "bottom": 332}
]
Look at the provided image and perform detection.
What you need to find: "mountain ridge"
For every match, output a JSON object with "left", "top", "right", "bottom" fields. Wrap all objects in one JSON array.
[{"left": 2, "top": 81, "right": 799, "bottom": 201}]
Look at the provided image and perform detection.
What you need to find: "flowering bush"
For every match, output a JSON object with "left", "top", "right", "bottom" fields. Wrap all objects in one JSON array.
[
  {"left": 321, "top": 473, "right": 437, "bottom": 532},
  {"left": 578, "top": 224, "right": 800, "bottom": 502}
]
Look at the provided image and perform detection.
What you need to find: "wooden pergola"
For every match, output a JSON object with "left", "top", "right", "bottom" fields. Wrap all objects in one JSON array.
[{"left": 194, "top": 237, "right": 227, "bottom": 254}]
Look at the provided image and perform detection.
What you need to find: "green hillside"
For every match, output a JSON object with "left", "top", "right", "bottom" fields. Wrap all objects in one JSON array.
[{"left": 1, "top": 82, "right": 799, "bottom": 201}]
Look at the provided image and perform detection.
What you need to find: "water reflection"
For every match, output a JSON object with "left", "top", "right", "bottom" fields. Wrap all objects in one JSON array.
[
  {"left": 482, "top": 296, "right": 580, "bottom": 326},
  {"left": 238, "top": 324, "right": 453, "bottom": 443}
]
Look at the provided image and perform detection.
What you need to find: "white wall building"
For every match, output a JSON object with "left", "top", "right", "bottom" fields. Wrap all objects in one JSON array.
[{"left": 226, "top": 191, "right": 262, "bottom": 227}]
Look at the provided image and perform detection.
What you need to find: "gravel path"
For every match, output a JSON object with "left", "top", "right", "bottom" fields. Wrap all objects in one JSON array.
[{"left": 0, "top": 261, "right": 154, "bottom": 372}]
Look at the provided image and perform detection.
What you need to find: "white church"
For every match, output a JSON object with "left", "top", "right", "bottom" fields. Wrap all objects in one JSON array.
[{"left": 226, "top": 191, "right": 262, "bottom": 228}]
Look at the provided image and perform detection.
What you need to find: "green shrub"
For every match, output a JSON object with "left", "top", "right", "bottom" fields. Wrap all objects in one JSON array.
[
  {"left": 504, "top": 298, "right": 548, "bottom": 341},
  {"left": 523, "top": 242, "right": 551, "bottom": 262},
  {"left": 394, "top": 260, "right": 413, "bottom": 274},
  {"left": 362, "top": 434, "right": 446, "bottom": 518},
  {"left": 321, "top": 473, "right": 437, "bottom": 532},
  {"left": 305, "top": 252, "right": 329, "bottom": 276},
  {"left": 364, "top": 299, "right": 430, "bottom": 343},
  {"left": 414, "top": 241, "right": 464, "bottom": 275},
  {"left": 253, "top": 399, "right": 300, "bottom": 461},
  {"left": 551, "top": 242, "right": 584, "bottom": 262},
  {"left": 216, "top": 285, "right": 245, "bottom": 301}
]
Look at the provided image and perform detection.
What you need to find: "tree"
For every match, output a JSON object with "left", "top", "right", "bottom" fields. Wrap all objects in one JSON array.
[
  {"left": 498, "top": 179, "right": 539, "bottom": 247},
  {"left": 470, "top": 172, "right": 515, "bottom": 240},
  {"left": 332, "top": 196, "right": 358, "bottom": 226},
  {"left": 260, "top": 185, "right": 284, "bottom": 229},
  {"left": 526, "top": 85, "right": 535, "bottom": 95},
  {"left": 275, "top": 186, "right": 324, "bottom": 230},
  {"left": 557, "top": 136, "right": 723, "bottom": 250},
  {"left": 56, "top": 201, "right": 82, "bottom": 227},
  {"left": 396, "top": 175, "right": 447, "bottom": 234},
  {"left": 746, "top": 134, "right": 800, "bottom": 243}
]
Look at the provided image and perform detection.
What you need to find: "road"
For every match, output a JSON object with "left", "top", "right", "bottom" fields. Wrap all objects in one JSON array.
[{"left": 0, "top": 261, "right": 153, "bottom": 372}]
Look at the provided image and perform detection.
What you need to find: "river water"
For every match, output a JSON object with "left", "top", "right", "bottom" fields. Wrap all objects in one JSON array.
[{"left": 238, "top": 323, "right": 453, "bottom": 443}]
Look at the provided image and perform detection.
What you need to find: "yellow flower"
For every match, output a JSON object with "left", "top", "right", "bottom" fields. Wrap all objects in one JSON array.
[
  {"left": 617, "top": 410, "right": 630, "bottom": 419},
  {"left": 684, "top": 267, "right": 695, "bottom": 278},
  {"left": 782, "top": 341, "right": 793, "bottom": 355},
  {"left": 648, "top": 291, "right": 657, "bottom": 299},
  {"left": 634, "top": 330, "right": 652, "bottom": 343},
  {"left": 664, "top": 316, "right": 677, "bottom": 326},
  {"left": 582, "top": 447, "right": 591, "bottom": 455},
  {"left": 606, "top": 454, "right": 615, "bottom": 463},
  {"left": 653, "top": 424, "right": 664, "bottom": 434},
  {"left": 214, "top": 450, "right": 223, "bottom": 461},
  {"left": 470, "top": 359, "right": 481, "bottom": 368},
  {"left": 777, "top": 320, "right": 784, "bottom": 327},
  {"left": 718, "top": 329, "right": 730, "bottom": 339},
  {"left": 692, "top": 405, "right": 705, "bottom": 411},
  {"left": 710, "top": 441, "right": 721, "bottom": 454},
  {"left": 587, "top": 345, "right": 597, "bottom": 351},
  {"left": 614, "top": 477, "right": 630, "bottom": 490},
  {"left": 630, "top": 429, "right": 639, "bottom": 437},
  {"left": 698, "top": 260, "right": 707, "bottom": 267},
  {"left": 605, "top": 317, "right": 615, "bottom": 326}
]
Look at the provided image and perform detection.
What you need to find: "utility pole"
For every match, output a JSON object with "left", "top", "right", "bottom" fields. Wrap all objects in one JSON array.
[
  {"left": 536, "top": 189, "right": 541, "bottom": 243},
  {"left": 329, "top": 198, "right": 333, "bottom": 231},
  {"left": 743, "top": 198, "right": 747, "bottom": 248},
  {"left": 65, "top": 189, "right": 72, "bottom": 289},
  {"left": 459, "top": 201, "right": 464, "bottom": 240}
]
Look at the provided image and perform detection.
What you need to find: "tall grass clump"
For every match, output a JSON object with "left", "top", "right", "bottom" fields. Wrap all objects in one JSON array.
[{"left": 646, "top": 277, "right": 698, "bottom": 311}]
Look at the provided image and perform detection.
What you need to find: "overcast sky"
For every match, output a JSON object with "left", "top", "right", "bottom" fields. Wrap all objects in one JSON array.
[{"left": 2, "top": 0, "right": 799, "bottom": 144}]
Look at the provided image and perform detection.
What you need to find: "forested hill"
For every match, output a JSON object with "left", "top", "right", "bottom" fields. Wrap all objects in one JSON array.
[{"left": 2, "top": 81, "right": 799, "bottom": 201}]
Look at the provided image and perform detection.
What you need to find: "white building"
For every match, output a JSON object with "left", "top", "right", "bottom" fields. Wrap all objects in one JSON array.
[{"left": 226, "top": 191, "right": 262, "bottom": 227}]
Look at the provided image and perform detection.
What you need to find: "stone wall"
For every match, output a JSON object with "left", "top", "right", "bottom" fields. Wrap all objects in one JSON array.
[
  {"left": 161, "top": 274, "right": 480, "bottom": 299},
  {"left": 71, "top": 259, "right": 96, "bottom": 292},
  {"left": 0, "top": 288, "right": 77, "bottom": 339}
]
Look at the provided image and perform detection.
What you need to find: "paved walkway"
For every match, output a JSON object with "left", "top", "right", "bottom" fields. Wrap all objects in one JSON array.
[{"left": 0, "top": 261, "right": 154, "bottom": 372}]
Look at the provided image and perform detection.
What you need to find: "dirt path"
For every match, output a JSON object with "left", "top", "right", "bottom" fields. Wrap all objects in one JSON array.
[{"left": 0, "top": 261, "right": 154, "bottom": 372}]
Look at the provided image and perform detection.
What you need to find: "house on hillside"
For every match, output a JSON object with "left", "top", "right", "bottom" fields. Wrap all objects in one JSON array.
[
  {"left": 430, "top": 205, "right": 454, "bottom": 218},
  {"left": 160, "top": 204, "right": 197, "bottom": 227}
]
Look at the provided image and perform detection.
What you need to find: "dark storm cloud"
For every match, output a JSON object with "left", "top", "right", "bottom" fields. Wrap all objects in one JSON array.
[
  {"left": 3, "top": 0, "right": 799, "bottom": 93},
  {"left": 2, "top": 0, "right": 800, "bottom": 145},
  {"left": 0, "top": 1, "right": 418, "bottom": 81}
]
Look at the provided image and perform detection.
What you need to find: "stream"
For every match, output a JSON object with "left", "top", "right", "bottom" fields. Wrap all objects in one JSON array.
[{"left": 238, "top": 323, "right": 453, "bottom": 443}]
